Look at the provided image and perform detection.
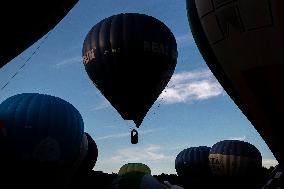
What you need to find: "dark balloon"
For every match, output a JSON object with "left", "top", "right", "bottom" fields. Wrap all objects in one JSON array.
[
  {"left": 186, "top": 0, "right": 284, "bottom": 163},
  {"left": 82, "top": 13, "right": 177, "bottom": 126},
  {"left": 0, "top": 93, "right": 84, "bottom": 170},
  {"left": 175, "top": 146, "right": 211, "bottom": 179},
  {"left": 112, "top": 173, "right": 167, "bottom": 189},
  {"left": 209, "top": 140, "right": 262, "bottom": 176},
  {"left": 0, "top": 1, "right": 78, "bottom": 68},
  {"left": 72, "top": 132, "right": 89, "bottom": 173},
  {"left": 77, "top": 132, "right": 98, "bottom": 174}
]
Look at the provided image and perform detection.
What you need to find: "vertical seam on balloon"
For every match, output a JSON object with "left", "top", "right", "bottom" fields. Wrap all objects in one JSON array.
[
  {"left": 78, "top": 106, "right": 85, "bottom": 163},
  {"left": 234, "top": 1, "right": 245, "bottom": 32},
  {"left": 4, "top": 95, "right": 21, "bottom": 146},
  {"left": 74, "top": 103, "right": 83, "bottom": 164},
  {"left": 26, "top": 94, "right": 40, "bottom": 158},
  {"left": 37, "top": 94, "right": 46, "bottom": 150},
  {"left": 14, "top": 94, "right": 32, "bottom": 143},
  {"left": 65, "top": 98, "right": 76, "bottom": 164},
  {"left": 46, "top": 95, "right": 53, "bottom": 143}
]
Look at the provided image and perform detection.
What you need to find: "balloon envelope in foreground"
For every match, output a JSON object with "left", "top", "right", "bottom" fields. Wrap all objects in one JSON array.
[
  {"left": 82, "top": 13, "right": 177, "bottom": 126},
  {"left": 209, "top": 140, "right": 262, "bottom": 176},
  {"left": 0, "top": 0, "right": 78, "bottom": 68},
  {"left": 262, "top": 164, "right": 284, "bottom": 189},
  {"left": 77, "top": 132, "right": 98, "bottom": 174},
  {"left": 186, "top": 0, "right": 284, "bottom": 162},
  {"left": 118, "top": 163, "right": 151, "bottom": 176},
  {"left": 175, "top": 146, "right": 211, "bottom": 178},
  {"left": 112, "top": 173, "right": 167, "bottom": 189},
  {"left": 0, "top": 93, "right": 84, "bottom": 170}
]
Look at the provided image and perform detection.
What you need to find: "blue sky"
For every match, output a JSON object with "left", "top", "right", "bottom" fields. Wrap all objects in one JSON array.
[{"left": 0, "top": 0, "right": 278, "bottom": 175}]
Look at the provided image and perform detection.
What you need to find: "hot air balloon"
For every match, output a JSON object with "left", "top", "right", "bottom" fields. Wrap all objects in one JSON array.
[
  {"left": 118, "top": 163, "right": 151, "bottom": 176},
  {"left": 209, "top": 140, "right": 262, "bottom": 176},
  {"left": 112, "top": 163, "right": 159, "bottom": 189},
  {"left": 175, "top": 146, "right": 212, "bottom": 178},
  {"left": 76, "top": 132, "right": 98, "bottom": 174},
  {"left": 0, "top": 0, "right": 78, "bottom": 68},
  {"left": 72, "top": 132, "right": 89, "bottom": 174},
  {"left": 186, "top": 0, "right": 284, "bottom": 163},
  {"left": 82, "top": 13, "right": 178, "bottom": 128},
  {"left": 0, "top": 93, "right": 84, "bottom": 185},
  {"left": 112, "top": 173, "right": 168, "bottom": 189}
]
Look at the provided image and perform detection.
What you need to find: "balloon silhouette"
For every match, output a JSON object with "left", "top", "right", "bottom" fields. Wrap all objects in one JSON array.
[
  {"left": 262, "top": 163, "right": 284, "bottom": 189},
  {"left": 175, "top": 146, "right": 212, "bottom": 179},
  {"left": 186, "top": 0, "right": 284, "bottom": 163},
  {"left": 76, "top": 132, "right": 98, "bottom": 174},
  {"left": 0, "top": 93, "right": 84, "bottom": 170},
  {"left": 209, "top": 140, "right": 262, "bottom": 176},
  {"left": 112, "top": 173, "right": 167, "bottom": 189},
  {"left": 72, "top": 132, "right": 89, "bottom": 174},
  {"left": 82, "top": 13, "right": 177, "bottom": 127},
  {"left": 1, "top": 1, "right": 78, "bottom": 68}
]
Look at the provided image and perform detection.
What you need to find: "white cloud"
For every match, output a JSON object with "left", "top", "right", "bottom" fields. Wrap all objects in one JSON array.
[
  {"left": 159, "top": 69, "right": 224, "bottom": 104},
  {"left": 228, "top": 136, "right": 246, "bottom": 141},
  {"left": 96, "top": 129, "right": 159, "bottom": 141},
  {"left": 53, "top": 56, "right": 81, "bottom": 68},
  {"left": 90, "top": 98, "right": 111, "bottom": 111},
  {"left": 96, "top": 132, "right": 129, "bottom": 141},
  {"left": 176, "top": 33, "right": 193, "bottom": 46},
  {"left": 262, "top": 159, "right": 278, "bottom": 168},
  {"left": 110, "top": 144, "right": 173, "bottom": 162}
]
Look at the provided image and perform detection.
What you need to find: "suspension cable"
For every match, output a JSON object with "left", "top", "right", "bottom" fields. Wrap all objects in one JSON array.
[{"left": 1, "top": 31, "right": 52, "bottom": 91}]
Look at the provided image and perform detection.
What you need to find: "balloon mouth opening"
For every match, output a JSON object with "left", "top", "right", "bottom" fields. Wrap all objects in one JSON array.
[
  {"left": 120, "top": 114, "right": 143, "bottom": 128},
  {"left": 134, "top": 120, "right": 142, "bottom": 128}
]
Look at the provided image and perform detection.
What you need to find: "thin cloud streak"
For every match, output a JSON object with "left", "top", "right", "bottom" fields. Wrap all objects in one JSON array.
[
  {"left": 159, "top": 69, "right": 224, "bottom": 104},
  {"left": 96, "top": 129, "right": 159, "bottom": 141},
  {"left": 53, "top": 56, "right": 82, "bottom": 68},
  {"left": 176, "top": 32, "right": 193, "bottom": 46},
  {"left": 90, "top": 99, "right": 111, "bottom": 111},
  {"left": 228, "top": 136, "right": 246, "bottom": 141},
  {"left": 110, "top": 144, "right": 174, "bottom": 162}
]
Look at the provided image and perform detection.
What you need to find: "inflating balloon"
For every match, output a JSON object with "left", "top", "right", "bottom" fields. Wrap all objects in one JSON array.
[
  {"left": 209, "top": 140, "right": 262, "bottom": 176},
  {"left": 82, "top": 13, "right": 177, "bottom": 128},
  {"left": 1, "top": 1, "right": 78, "bottom": 68},
  {"left": 186, "top": 0, "right": 284, "bottom": 163}
]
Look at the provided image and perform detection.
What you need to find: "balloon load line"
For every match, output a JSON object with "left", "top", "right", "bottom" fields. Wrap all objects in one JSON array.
[{"left": 1, "top": 31, "right": 52, "bottom": 91}]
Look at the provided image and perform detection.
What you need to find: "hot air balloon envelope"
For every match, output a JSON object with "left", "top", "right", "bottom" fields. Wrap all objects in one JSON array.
[
  {"left": 0, "top": 0, "right": 78, "bottom": 68},
  {"left": 186, "top": 0, "right": 284, "bottom": 162},
  {"left": 82, "top": 13, "right": 177, "bottom": 126}
]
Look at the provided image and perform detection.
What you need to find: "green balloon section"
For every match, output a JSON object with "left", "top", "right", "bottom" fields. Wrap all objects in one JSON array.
[
  {"left": 118, "top": 163, "right": 151, "bottom": 176},
  {"left": 112, "top": 163, "right": 167, "bottom": 189}
]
